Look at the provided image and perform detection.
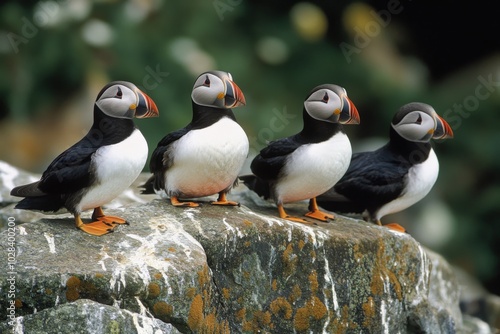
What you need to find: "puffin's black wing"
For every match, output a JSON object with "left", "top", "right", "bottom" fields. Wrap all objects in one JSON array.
[
  {"left": 11, "top": 143, "right": 98, "bottom": 211},
  {"left": 142, "top": 127, "right": 191, "bottom": 193},
  {"left": 250, "top": 135, "right": 303, "bottom": 181},
  {"left": 318, "top": 148, "right": 409, "bottom": 213}
]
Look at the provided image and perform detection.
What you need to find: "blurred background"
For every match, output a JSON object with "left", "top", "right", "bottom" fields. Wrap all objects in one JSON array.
[{"left": 0, "top": 0, "right": 499, "bottom": 298}]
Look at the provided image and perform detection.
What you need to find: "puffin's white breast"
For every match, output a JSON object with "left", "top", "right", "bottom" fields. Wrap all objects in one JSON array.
[
  {"left": 276, "top": 132, "right": 352, "bottom": 204},
  {"left": 165, "top": 117, "right": 249, "bottom": 198},
  {"left": 78, "top": 129, "right": 148, "bottom": 212},
  {"left": 376, "top": 148, "right": 439, "bottom": 219}
]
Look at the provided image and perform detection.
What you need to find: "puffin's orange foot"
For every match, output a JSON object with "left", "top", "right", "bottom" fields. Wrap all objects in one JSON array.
[
  {"left": 305, "top": 197, "right": 334, "bottom": 221},
  {"left": 96, "top": 215, "right": 128, "bottom": 225},
  {"left": 211, "top": 192, "right": 240, "bottom": 206},
  {"left": 91, "top": 207, "right": 129, "bottom": 225},
  {"left": 75, "top": 214, "right": 115, "bottom": 236},
  {"left": 277, "top": 204, "right": 315, "bottom": 225},
  {"left": 383, "top": 223, "right": 407, "bottom": 233},
  {"left": 304, "top": 210, "right": 335, "bottom": 222},
  {"left": 171, "top": 196, "right": 199, "bottom": 207}
]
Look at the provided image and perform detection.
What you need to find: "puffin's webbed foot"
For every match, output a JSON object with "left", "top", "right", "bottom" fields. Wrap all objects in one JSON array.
[
  {"left": 211, "top": 192, "right": 239, "bottom": 206},
  {"left": 278, "top": 204, "right": 315, "bottom": 225},
  {"left": 305, "top": 198, "right": 335, "bottom": 221},
  {"left": 92, "top": 207, "right": 129, "bottom": 225},
  {"left": 75, "top": 213, "right": 115, "bottom": 236},
  {"left": 170, "top": 196, "right": 199, "bottom": 207}
]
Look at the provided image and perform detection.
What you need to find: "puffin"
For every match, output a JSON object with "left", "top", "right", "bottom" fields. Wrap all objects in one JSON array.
[
  {"left": 10, "top": 81, "right": 159, "bottom": 236},
  {"left": 141, "top": 70, "right": 248, "bottom": 206},
  {"left": 317, "top": 102, "right": 454, "bottom": 231},
  {"left": 240, "top": 84, "right": 360, "bottom": 224}
]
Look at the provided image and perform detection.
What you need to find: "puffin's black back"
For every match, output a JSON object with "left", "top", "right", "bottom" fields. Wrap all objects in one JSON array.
[
  {"left": 11, "top": 104, "right": 136, "bottom": 213},
  {"left": 317, "top": 124, "right": 433, "bottom": 216}
]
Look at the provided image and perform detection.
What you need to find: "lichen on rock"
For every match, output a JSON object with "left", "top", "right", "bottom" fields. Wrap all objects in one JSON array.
[{"left": 0, "top": 163, "right": 497, "bottom": 333}]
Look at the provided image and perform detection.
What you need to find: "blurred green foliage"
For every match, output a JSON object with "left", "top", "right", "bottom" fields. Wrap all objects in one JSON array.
[{"left": 0, "top": 0, "right": 499, "bottom": 295}]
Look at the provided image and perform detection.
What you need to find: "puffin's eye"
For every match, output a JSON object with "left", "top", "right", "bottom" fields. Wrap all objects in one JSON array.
[
  {"left": 204, "top": 76, "right": 210, "bottom": 86},
  {"left": 416, "top": 114, "right": 422, "bottom": 124},
  {"left": 115, "top": 87, "right": 123, "bottom": 99},
  {"left": 322, "top": 92, "right": 329, "bottom": 103}
]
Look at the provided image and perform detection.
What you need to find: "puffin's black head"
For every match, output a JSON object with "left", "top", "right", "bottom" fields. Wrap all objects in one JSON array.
[
  {"left": 95, "top": 81, "right": 159, "bottom": 119},
  {"left": 304, "top": 84, "right": 360, "bottom": 124},
  {"left": 191, "top": 71, "right": 246, "bottom": 109},
  {"left": 391, "top": 102, "right": 454, "bottom": 142}
]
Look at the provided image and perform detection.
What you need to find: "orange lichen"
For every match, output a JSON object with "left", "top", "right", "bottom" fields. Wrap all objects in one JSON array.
[
  {"left": 148, "top": 282, "right": 161, "bottom": 298},
  {"left": 353, "top": 243, "right": 363, "bottom": 261},
  {"left": 282, "top": 243, "right": 297, "bottom": 276},
  {"left": 222, "top": 288, "right": 230, "bottom": 300},
  {"left": 294, "top": 307, "right": 310, "bottom": 331},
  {"left": 308, "top": 271, "right": 319, "bottom": 293},
  {"left": 310, "top": 250, "right": 316, "bottom": 259},
  {"left": 66, "top": 276, "right": 81, "bottom": 288},
  {"left": 197, "top": 265, "right": 210, "bottom": 287},
  {"left": 236, "top": 308, "right": 246, "bottom": 321},
  {"left": 45, "top": 288, "right": 53, "bottom": 295},
  {"left": 309, "top": 296, "right": 327, "bottom": 320},
  {"left": 271, "top": 279, "right": 278, "bottom": 291},
  {"left": 298, "top": 239, "right": 305, "bottom": 251},
  {"left": 95, "top": 273, "right": 104, "bottom": 278},
  {"left": 270, "top": 297, "right": 292, "bottom": 319},
  {"left": 65, "top": 276, "right": 81, "bottom": 301},
  {"left": 168, "top": 247, "right": 176, "bottom": 252},
  {"left": 153, "top": 301, "right": 173, "bottom": 321},
  {"left": 186, "top": 287, "right": 197, "bottom": 299},
  {"left": 289, "top": 284, "right": 302, "bottom": 303},
  {"left": 14, "top": 299, "right": 22, "bottom": 308},
  {"left": 243, "top": 220, "right": 253, "bottom": 227},
  {"left": 203, "top": 313, "right": 217, "bottom": 333},
  {"left": 370, "top": 241, "right": 403, "bottom": 301},
  {"left": 253, "top": 310, "right": 271, "bottom": 328},
  {"left": 188, "top": 294, "right": 204, "bottom": 330},
  {"left": 154, "top": 272, "right": 163, "bottom": 280},
  {"left": 362, "top": 296, "right": 376, "bottom": 328},
  {"left": 330, "top": 304, "right": 351, "bottom": 334},
  {"left": 244, "top": 241, "right": 251, "bottom": 247}
]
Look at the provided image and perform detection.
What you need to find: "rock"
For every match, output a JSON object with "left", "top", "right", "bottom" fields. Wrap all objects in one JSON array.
[
  {"left": 0, "top": 299, "right": 182, "bottom": 334},
  {"left": 0, "top": 161, "right": 497, "bottom": 333}
]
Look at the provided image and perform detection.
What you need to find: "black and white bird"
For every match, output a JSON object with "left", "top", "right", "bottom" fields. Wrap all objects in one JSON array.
[
  {"left": 10, "top": 81, "right": 159, "bottom": 236},
  {"left": 240, "top": 84, "right": 360, "bottom": 223},
  {"left": 317, "top": 102, "right": 454, "bottom": 231},
  {"left": 141, "top": 70, "right": 248, "bottom": 206}
]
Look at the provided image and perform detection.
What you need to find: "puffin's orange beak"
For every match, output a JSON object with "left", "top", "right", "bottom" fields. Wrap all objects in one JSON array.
[
  {"left": 135, "top": 89, "right": 159, "bottom": 118},
  {"left": 433, "top": 115, "right": 454, "bottom": 139},
  {"left": 224, "top": 80, "right": 246, "bottom": 108},
  {"left": 339, "top": 96, "right": 360, "bottom": 125}
]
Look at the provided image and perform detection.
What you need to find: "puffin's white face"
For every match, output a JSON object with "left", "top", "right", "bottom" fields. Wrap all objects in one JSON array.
[
  {"left": 191, "top": 71, "right": 246, "bottom": 109},
  {"left": 392, "top": 110, "right": 436, "bottom": 142},
  {"left": 95, "top": 82, "right": 158, "bottom": 119},
  {"left": 304, "top": 87, "right": 360, "bottom": 124}
]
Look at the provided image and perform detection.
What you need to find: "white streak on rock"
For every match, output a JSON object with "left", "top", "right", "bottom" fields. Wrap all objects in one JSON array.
[
  {"left": 18, "top": 226, "right": 27, "bottom": 235},
  {"left": 43, "top": 233, "right": 56, "bottom": 254},
  {"left": 14, "top": 316, "right": 24, "bottom": 334}
]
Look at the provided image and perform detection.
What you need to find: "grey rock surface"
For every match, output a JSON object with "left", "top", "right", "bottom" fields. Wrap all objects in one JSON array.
[{"left": 0, "top": 162, "right": 497, "bottom": 333}]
